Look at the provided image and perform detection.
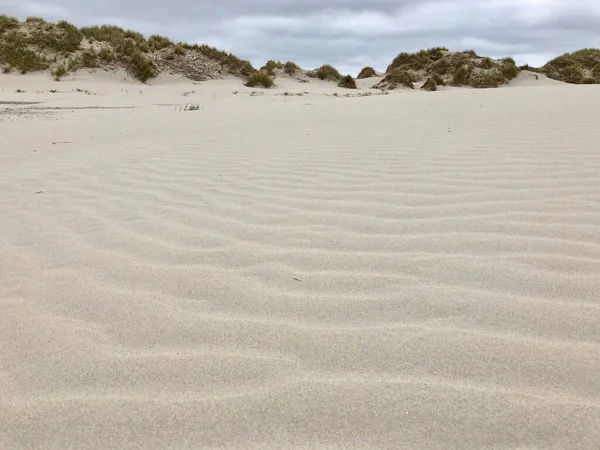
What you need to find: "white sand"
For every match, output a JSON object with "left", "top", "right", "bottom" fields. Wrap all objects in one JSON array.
[{"left": 1, "top": 70, "right": 600, "bottom": 449}]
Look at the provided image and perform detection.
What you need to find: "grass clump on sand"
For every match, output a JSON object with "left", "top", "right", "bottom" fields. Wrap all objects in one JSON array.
[
  {"left": 148, "top": 34, "right": 173, "bottom": 51},
  {"left": 130, "top": 51, "right": 157, "bottom": 83},
  {"left": 283, "top": 61, "right": 300, "bottom": 75},
  {"left": 543, "top": 49, "right": 600, "bottom": 84},
  {"left": 357, "top": 66, "right": 377, "bottom": 79},
  {"left": 52, "top": 64, "right": 68, "bottom": 80},
  {"left": 245, "top": 71, "right": 274, "bottom": 88},
  {"left": 421, "top": 77, "right": 437, "bottom": 91},
  {"left": 373, "top": 69, "right": 414, "bottom": 90},
  {"left": 308, "top": 64, "right": 342, "bottom": 81},
  {"left": 338, "top": 74, "right": 357, "bottom": 89}
]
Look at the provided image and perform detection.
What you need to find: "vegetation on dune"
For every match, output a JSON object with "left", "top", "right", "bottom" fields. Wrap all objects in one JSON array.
[
  {"left": 0, "top": 16, "right": 256, "bottom": 82},
  {"left": 543, "top": 48, "right": 600, "bottom": 84},
  {"left": 338, "top": 74, "right": 357, "bottom": 89},
  {"left": 386, "top": 47, "right": 448, "bottom": 73},
  {"left": 26, "top": 16, "right": 46, "bottom": 24},
  {"left": 373, "top": 69, "right": 415, "bottom": 90},
  {"left": 261, "top": 59, "right": 283, "bottom": 76},
  {"left": 245, "top": 71, "right": 274, "bottom": 88},
  {"left": 357, "top": 66, "right": 377, "bottom": 79},
  {"left": 421, "top": 77, "right": 437, "bottom": 91},
  {"left": 0, "top": 14, "right": 19, "bottom": 33},
  {"left": 283, "top": 61, "right": 300, "bottom": 75},
  {"left": 308, "top": 64, "right": 342, "bottom": 81}
]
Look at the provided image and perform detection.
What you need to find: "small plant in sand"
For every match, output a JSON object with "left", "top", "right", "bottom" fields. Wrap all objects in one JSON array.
[
  {"left": 338, "top": 74, "right": 357, "bottom": 89},
  {"left": 2, "top": 65, "right": 12, "bottom": 73},
  {"left": 308, "top": 64, "right": 342, "bottom": 81},
  {"left": 357, "top": 66, "right": 377, "bottom": 79},
  {"left": 421, "top": 77, "right": 437, "bottom": 91},
  {"left": 581, "top": 77, "right": 599, "bottom": 84},
  {"left": 283, "top": 61, "right": 299, "bottom": 75},
  {"left": 182, "top": 103, "right": 201, "bottom": 111},
  {"left": 245, "top": 71, "right": 274, "bottom": 88},
  {"left": 53, "top": 64, "right": 68, "bottom": 80}
]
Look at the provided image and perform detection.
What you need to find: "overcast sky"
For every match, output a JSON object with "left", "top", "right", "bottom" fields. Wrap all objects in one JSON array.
[{"left": 2, "top": 0, "right": 599, "bottom": 74}]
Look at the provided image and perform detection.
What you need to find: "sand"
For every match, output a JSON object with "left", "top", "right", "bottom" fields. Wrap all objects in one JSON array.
[{"left": 1, "top": 70, "right": 600, "bottom": 449}]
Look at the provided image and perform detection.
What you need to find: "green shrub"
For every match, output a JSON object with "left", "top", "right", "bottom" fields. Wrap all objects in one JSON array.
[
  {"left": 0, "top": 15, "right": 19, "bottom": 33},
  {"left": 421, "top": 77, "right": 437, "bottom": 91},
  {"left": 501, "top": 62, "right": 519, "bottom": 80},
  {"left": 431, "top": 74, "right": 445, "bottom": 86},
  {"left": 582, "top": 77, "right": 599, "bottom": 84},
  {"left": 26, "top": 16, "right": 46, "bottom": 24},
  {"left": 357, "top": 66, "right": 377, "bottom": 79},
  {"left": 374, "top": 69, "right": 414, "bottom": 89},
  {"left": 469, "top": 70, "right": 504, "bottom": 88},
  {"left": 98, "top": 47, "right": 113, "bottom": 62},
  {"left": 173, "top": 44, "right": 185, "bottom": 56},
  {"left": 148, "top": 34, "right": 172, "bottom": 51},
  {"left": 309, "top": 64, "right": 342, "bottom": 81},
  {"left": 338, "top": 74, "right": 357, "bottom": 89},
  {"left": 2, "top": 65, "right": 12, "bottom": 73},
  {"left": 81, "top": 49, "right": 98, "bottom": 68},
  {"left": 562, "top": 64, "right": 584, "bottom": 83},
  {"left": 53, "top": 64, "right": 67, "bottom": 79},
  {"left": 67, "top": 58, "right": 80, "bottom": 71},
  {"left": 479, "top": 57, "right": 494, "bottom": 69},
  {"left": 452, "top": 66, "right": 470, "bottom": 85},
  {"left": 0, "top": 33, "right": 50, "bottom": 73},
  {"left": 245, "top": 71, "right": 274, "bottom": 88},
  {"left": 464, "top": 49, "right": 478, "bottom": 57},
  {"left": 129, "top": 50, "right": 156, "bottom": 82},
  {"left": 283, "top": 61, "right": 299, "bottom": 75},
  {"left": 502, "top": 57, "right": 516, "bottom": 65}
]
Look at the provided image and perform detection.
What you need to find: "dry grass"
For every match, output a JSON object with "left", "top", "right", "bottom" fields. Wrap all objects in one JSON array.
[
  {"left": 261, "top": 60, "right": 283, "bottom": 76},
  {"left": 52, "top": 64, "right": 68, "bottom": 80},
  {"left": 421, "top": 77, "right": 437, "bottom": 91},
  {"left": 308, "top": 64, "right": 342, "bottom": 81},
  {"left": 386, "top": 47, "right": 448, "bottom": 73},
  {"left": 357, "top": 67, "right": 377, "bottom": 79},
  {"left": 373, "top": 69, "right": 414, "bottom": 90},
  {"left": 283, "top": 61, "right": 300, "bottom": 75},
  {"left": 543, "top": 49, "right": 600, "bottom": 84},
  {"left": 245, "top": 71, "right": 274, "bottom": 88},
  {"left": 338, "top": 74, "right": 357, "bottom": 89}
]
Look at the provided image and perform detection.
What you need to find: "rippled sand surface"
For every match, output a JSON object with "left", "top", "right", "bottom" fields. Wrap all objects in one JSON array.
[{"left": 1, "top": 73, "right": 600, "bottom": 449}]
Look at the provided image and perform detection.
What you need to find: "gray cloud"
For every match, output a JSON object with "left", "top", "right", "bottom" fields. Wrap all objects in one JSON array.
[{"left": 1, "top": 0, "right": 599, "bottom": 74}]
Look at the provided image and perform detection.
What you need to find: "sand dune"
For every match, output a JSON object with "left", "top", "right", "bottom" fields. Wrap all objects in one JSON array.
[{"left": 1, "top": 72, "right": 600, "bottom": 449}]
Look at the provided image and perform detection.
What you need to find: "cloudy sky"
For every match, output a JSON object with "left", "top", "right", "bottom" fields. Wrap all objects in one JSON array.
[{"left": 2, "top": 0, "right": 599, "bottom": 74}]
